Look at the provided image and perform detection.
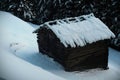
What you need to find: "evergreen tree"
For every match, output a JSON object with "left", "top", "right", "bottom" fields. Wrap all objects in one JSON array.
[{"left": 0, "top": 0, "right": 120, "bottom": 50}]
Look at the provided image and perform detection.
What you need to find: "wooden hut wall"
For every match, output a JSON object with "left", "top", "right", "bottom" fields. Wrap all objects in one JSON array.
[
  {"left": 37, "top": 27, "right": 66, "bottom": 61},
  {"left": 37, "top": 28, "right": 50, "bottom": 55},
  {"left": 64, "top": 40, "right": 108, "bottom": 71},
  {"left": 37, "top": 28, "right": 109, "bottom": 71}
]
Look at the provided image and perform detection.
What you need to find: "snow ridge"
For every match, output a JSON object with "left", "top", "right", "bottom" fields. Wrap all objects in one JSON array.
[{"left": 37, "top": 14, "right": 115, "bottom": 47}]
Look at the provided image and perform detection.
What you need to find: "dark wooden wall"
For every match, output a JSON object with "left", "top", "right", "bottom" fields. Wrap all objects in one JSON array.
[{"left": 37, "top": 28, "right": 109, "bottom": 71}]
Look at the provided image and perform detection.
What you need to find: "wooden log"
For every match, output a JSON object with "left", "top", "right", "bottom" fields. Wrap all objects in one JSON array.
[{"left": 36, "top": 28, "right": 109, "bottom": 71}]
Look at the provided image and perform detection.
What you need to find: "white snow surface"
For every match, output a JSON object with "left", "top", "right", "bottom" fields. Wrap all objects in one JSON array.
[
  {"left": 38, "top": 14, "right": 115, "bottom": 47},
  {"left": 0, "top": 11, "right": 66, "bottom": 80},
  {"left": 0, "top": 11, "right": 120, "bottom": 80}
]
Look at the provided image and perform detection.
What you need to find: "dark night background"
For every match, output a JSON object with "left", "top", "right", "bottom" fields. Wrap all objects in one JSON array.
[{"left": 0, "top": 0, "right": 120, "bottom": 50}]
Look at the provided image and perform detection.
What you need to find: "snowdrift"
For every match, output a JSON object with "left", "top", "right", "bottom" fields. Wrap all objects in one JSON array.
[
  {"left": 0, "top": 11, "right": 120, "bottom": 80},
  {"left": 0, "top": 11, "right": 66, "bottom": 80}
]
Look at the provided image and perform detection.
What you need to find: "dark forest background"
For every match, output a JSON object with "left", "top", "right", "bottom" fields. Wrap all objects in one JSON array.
[{"left": 0, "top": 0, "right": 120, "bottom": 50}]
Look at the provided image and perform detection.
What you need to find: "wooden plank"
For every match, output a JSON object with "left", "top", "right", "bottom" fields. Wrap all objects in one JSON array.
[{"left": 36, "top": 28, "right": 109, "bottom": 71}]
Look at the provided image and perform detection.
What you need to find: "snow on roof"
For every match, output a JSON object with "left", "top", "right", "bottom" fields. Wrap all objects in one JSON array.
[{"left": 35, "top": 13, "right": 115, "bottom": 48}]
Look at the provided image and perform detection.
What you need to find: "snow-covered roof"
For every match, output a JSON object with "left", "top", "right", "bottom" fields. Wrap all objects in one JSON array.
[{"left": 35, "top": 13, "right": 115, "bottom": 48}]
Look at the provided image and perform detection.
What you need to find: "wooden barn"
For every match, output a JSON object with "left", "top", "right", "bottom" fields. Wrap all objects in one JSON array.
[{"left": 34, "top": 14, "right": 115, "bottom": 71}]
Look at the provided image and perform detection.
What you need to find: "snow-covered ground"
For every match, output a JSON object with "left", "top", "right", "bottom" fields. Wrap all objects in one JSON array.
[{"left": 0, "top": 11, "right": 120, "bottom": 80}]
